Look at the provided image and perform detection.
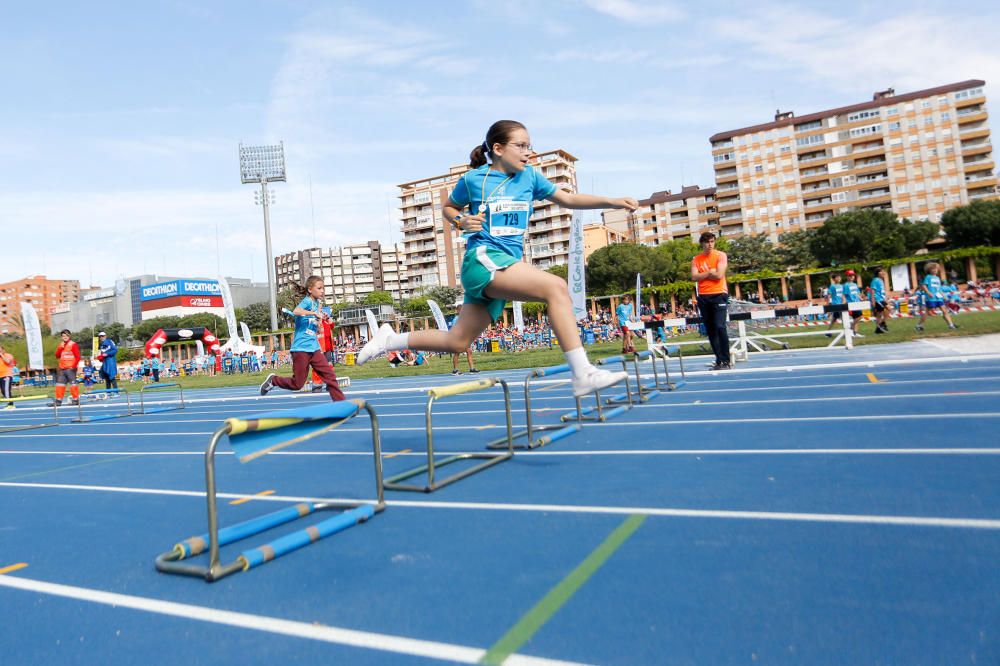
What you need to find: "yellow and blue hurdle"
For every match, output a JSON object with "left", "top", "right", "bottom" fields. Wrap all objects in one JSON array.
[
  {"left": 487, "top": 363, "right": 585, "bottom": 450},
  {"left": 384, "top": 377, "right": 515, "bottom": 492},
  {"left": 138, "top": 382, "right": 185, "bottom": 414},
  {"left": 155, "top": 398, "right": 385, "bottom": 582},
  {"left": 0, "top": 394, "right": 59, "bottom": 433}
]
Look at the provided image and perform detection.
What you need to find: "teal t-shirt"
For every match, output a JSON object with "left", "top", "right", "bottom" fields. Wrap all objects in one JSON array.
[
  {"left": 290, "top": 296, "right": 322, "bottom": 353},
  {"left": 448, "top": 164, "right": 557, "bottom": 260},
  {"left": 923, "top": 275, "right": 944, "bottom": 300},
  {"left": 828, "top": 283, "right": 845, "bottom": 305}
]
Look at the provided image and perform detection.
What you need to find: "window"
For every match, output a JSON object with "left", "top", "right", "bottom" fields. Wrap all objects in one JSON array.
[
  {"left": 887, "top": 107, "right": 899, "bottom": 115},
  {"left": 849, "top": 124, "right": 881, "bottom": 137},
  {"left": 755, "top": 178, "right": 765, "bottom": 186},
  {"left": 941, "top": 111, "right": 951, "bottom": 121},
  {"left": 896, "top": 184, "right": 908, "bottom": 194},
  {"left": 754, "top": 164, "right": 763, "bottom": 172},
  {"left": 795, "top": 120, "right": 822, "bottom": 131},
  {"left": 832, "top": 192, "right": 847, "bottom": 203},
  {"left": 847, "top": 109, "right": 880, "bottom": 122},
  {"left": 780, "top": 145, "right": 791, "bottom": 153},
  {"left": 714, "top": 152, "right": 734, "bottom": 163},
  {"left": 888, "top": 121, "right": 901, "bottom": 131},
  {"left": 796, "top": 134, "right": 824, "bottom": 147},
  {"left": 921, "top": 100, "right": 931, "bottom": 109}
]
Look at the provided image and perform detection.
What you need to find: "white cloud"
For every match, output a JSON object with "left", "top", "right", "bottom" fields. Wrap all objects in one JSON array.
[
  {"left": 581, "top": 0, "right": 683, "bottom": 24},
  {"left": 717, "top": 8, "right": 1000, "bottom": 95}
]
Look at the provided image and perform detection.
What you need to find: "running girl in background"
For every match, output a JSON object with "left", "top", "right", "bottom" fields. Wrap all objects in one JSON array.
[
  {"left": 358, "top": 120, "right": 637, "bottom": 397},
  {"left": 53, "top": 329, "right": 81, "bottom": 406},
  {"left": 916, "top": 262, "right": 958, "bottom": 332},
  {"left": 259, "top": 276, "right": 346, "bottom": 401},
  {"left": 616, "top": 294, "right": 636, "bottom": 354}
]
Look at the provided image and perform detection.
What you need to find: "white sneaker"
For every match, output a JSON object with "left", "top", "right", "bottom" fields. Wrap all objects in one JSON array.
[
  {"left": 572, "top": 367, "right": 628, "bottom": 398},
  {"left": 356, "top": 324, "right": 395, "bottom": 366}
]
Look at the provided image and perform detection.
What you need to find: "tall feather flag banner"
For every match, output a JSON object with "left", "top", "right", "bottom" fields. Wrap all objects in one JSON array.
[
  {"left": 427, "top": 300, "right": 449, "bottom": 330},
  {"left": 568, "top": 214, "right": 587, "bottom": 321},
  {"left": 21, "top": 302, "right": 44, "bottom": 370},
  {"left": 513, "top": 301, "right": 524, "bottom": 333}
]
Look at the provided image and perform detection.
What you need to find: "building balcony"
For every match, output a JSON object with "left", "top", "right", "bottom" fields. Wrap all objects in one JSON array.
[
  {"left": 960, "top": 127, "right": 991, "bottom": 141},
  {"left": 849, "top": 145, "right": 887, "bottom": 161},
  {"left": 718, "top": 202, "right": 742, "bottom": 213},
  {"left": 969, "top": 189, "right": 998, "bottom": 200},
  {"left": 797, "top": 151, "right": 829, "bottom": 164},
  {"left": 800, "top": 171, "right": 830, "bottom": 185},
  {"left": 715, "top": 169, "right": 738, "bottom": 183},
  {"left": 966, "top": 173, "right": 997, "bottom": 185},
  {"left": 956, "top": 94, "right": 987, "bottom": 109},
  {"left": 957, "top": 109, "right": 988, "bottom": 124},
  {"left": 963, "top": 157, "right": 994, "bottom": 171},
  {"left": 719, "top": 216, "right": 743, "bottom": 227},
  {"left": 961, "top": 140, "right": 992, "bottom": 157},
  {"left": 716, "top": 183, "right": 739, "bottom": 193}
]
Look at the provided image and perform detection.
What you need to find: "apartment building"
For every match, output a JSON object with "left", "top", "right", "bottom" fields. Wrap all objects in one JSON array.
[
  {"left": 398, "top": 150, "right": 579, "bottom": 292},
  {"left": 0, "top": 275, "right": 81, "bottom": 332},
  {"left": 709, "top": 80, "right": 996, "bottom": 240},
  {"left": 603, "top": 185, "right": 721, "bottom": 245},
  {"left": 582, "top": 222, "right": 629, "bottom": 260},
  {"left": 275, "top": 241, "right": 409, "bottom": 304}
]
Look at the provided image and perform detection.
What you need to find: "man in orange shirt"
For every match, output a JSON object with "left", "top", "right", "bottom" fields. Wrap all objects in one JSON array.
[
  {"left": 0, "top": 344, "right": 16, "bottom": 409},
  {"left": 691, "top": 232, "right": 731, "bottom": 370},
  {"left": 54, "top": 329, "right": 82, "bottom": 406}
]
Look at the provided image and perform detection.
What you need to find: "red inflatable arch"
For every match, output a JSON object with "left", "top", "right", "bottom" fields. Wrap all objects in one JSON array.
[{"left": 145, "top": 327, "right": 222, "bottom": 366}]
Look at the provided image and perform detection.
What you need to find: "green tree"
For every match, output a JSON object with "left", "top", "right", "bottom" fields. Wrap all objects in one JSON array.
[
  {"left": 586, "top": 243, "right": 655, "bottom": 294},
  {"left": 546, "top": 264, "right": 568, "bottom": 280},
  {"left": 132, "top": 316, "right": 182, "bottom": 341},
  {"left": 240, "top": 302, "right": 273, "bottom": 332},
  {"left": 652, "top": 239, "right": 700, "bottom": 282},
  {"left": 424, "top": 286, "right": 463, "bottom": 309},
  {"left": 363, "top": 290, "right": 393, "bottom": 305},
  {"left": 177, "top": 313, "right": 227, "bottom": 333},
  {"left": 810, "top": 209, "right": 938, "bottom": 265},
  {"left": 725, "top": 234, "right": 782, "bottom": 273},
  {"left": 941, "top": 200, "right": 1000, "bottom": 247},
  {"left": 777, "top": 229, "right": 818, "bottom": 269},
  {"left": 402, "top": 297, "right": 430, "bottom": 317}
]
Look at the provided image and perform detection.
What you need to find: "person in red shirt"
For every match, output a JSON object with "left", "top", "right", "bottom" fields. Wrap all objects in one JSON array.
[{"left": 54, "top": 329, "right": 81, "bottom": 406}]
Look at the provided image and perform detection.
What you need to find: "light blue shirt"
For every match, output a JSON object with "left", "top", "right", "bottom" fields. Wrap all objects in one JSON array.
[
  {"left": 844, "top": 281, "right": 863, "bottom": 303},
  {"left": 290, "top": 296, "right": 322, "bottom": 353},
  {"left": 869, "top": 276, "right": 886, "bottom": 303},
  {"left": 616, "top": 303, "right": 634, "bottom": 324},
  {"left": 923, "top": 275, "right": 944, "bottom": 300},
  {"left": 828, "top": 283, "right": 845, "bottom": 305},
  {"left": 448, "top": 164, "right": 557, "bottom": 260}
]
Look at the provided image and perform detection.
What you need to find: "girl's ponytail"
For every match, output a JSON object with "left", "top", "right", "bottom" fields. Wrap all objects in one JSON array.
[{"left": 469, "top": 143, "right": 487, "bottom": 168}]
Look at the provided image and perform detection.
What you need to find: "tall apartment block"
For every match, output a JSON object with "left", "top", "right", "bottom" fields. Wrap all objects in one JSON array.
[
  {"left": 398, "top": 150, "right": 579, "bottom": 292},
  {"left": 602, "top": 185, "right": 721, "bottom": 245},
  {"left": 709, "top": 80, "right": 996, "bottom": 240},
  {"left": 0, "top": 275, "right": 81, "bottom": 333},
  {"left": 274, "top": 241, "right": 409, "bottom": 305}
]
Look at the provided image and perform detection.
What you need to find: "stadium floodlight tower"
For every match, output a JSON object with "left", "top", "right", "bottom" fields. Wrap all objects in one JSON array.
[{"left": 239, "top": 142, "right": 286, "bottom": 346}]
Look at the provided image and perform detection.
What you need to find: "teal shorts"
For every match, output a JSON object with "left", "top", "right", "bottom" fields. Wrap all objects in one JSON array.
[{"left": 461, "top": 246, "right": 519, "bottom": 322}]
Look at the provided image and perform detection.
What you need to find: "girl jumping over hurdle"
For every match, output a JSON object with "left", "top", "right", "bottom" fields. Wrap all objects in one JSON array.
[
  {"left": 358, "top": 120, "right": 636, "bottom": 397},
  {"left": 259, "top": 276, "right": 346, "bottom": 401}
]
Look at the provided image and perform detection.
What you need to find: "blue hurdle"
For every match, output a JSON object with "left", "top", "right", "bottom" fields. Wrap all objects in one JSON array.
[
  {"left": 71, "top": 388, "right": 134, "bottom": 423},
  {"left": 138, "top": 382, "right": 185, "bottom": 414},
  {"left": 155, "top": 399, "right": 385, "bottom": 582},
  {"left": 0, "top": 394, "right": 59, "bottom": 433},
  {"left": 487, "top": 363, "right": 584, "bottom": 450},
  {"left": 651, "top": 343, "right": 686, "bottom": 390},
  {"left": 602, "top": 350, "right": 664, "bottom": 405}
]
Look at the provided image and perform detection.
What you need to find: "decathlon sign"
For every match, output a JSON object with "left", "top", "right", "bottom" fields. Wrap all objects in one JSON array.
[{"left": 141, "top": 280, "right": 222, "bottom": 302}]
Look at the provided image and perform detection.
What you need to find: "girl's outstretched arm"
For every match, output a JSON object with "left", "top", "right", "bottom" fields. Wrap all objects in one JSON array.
[{"left": 548, "top": 189, "right": 637, "bottom": 211}]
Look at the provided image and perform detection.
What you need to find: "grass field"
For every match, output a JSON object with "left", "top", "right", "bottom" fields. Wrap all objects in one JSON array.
[{"left": 9, "top": 310, "right": 1000, "bottom": 396}]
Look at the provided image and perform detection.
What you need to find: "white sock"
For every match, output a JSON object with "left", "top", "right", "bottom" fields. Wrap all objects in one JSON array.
[
  {"left": 565, "top": 347, "right": 594, "bottom": 378},
  {"left": 386, "top": 332, "right": 409, "bottom": 351}
]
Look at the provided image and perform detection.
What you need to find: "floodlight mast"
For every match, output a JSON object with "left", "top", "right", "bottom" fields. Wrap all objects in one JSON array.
[{"left": 239, "top": 142, "right": 286, "bottom": 349}]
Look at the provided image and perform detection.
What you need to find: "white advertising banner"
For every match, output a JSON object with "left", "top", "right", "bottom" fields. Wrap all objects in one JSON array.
[
  {"left": 635, "top": 273, "right": 642, "bottom": 319},
  {"left": 217, "top": 276, "right": 240, "bottom": 348},
  {"left": 427, "top": 300, "right": 449, "bottom": 330},
  {"left": 568, "top": 214, "right": 587, "bottom": 321},
  {"left": 20, "top": 302, "right": 44, "bottom": 370},
  {"left": 240, "top": 321, "right": 253, "bottom": 347},
  {"left": 513, "top": 301, "right": 524, "bottom": 333},
  {"left": 890, "top": 264, "right": 911, "bottom": 292}
]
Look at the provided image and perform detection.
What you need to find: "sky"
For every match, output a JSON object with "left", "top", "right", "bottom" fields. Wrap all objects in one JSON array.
[{"left": 2, "top": 0, "right": 999, "bottom": 288}]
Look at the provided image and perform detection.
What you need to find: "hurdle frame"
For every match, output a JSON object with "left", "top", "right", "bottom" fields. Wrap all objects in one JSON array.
[
  {"left": 486, "top": 364, "right": 583, "bottom": 450},
  {"left": 72, "top": 388, "right": 133, "bottom": 423},
  {"left": 0, "top": 394, "right": 59, "bottom": 433},
  {"left": 600, "top": 351, "right": 661, "bottom": 405},
  {"left": 385, "top": 377, "right": 514, "bottom": 492},
  {"left": 155, "top": 399, "right": 385, "bottom": 582},
  {"left": 650, "top": 343, "right": 686, "bottom": 390},
  {"left": 138, "top": 382, "right": 185, "bottom": 414}
]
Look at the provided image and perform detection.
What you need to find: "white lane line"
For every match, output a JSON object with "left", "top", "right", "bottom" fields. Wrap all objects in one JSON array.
[
  {"left": 3, "top": 481, "right": 1000, "bottom": 530},
  {"left": 0, "top": 575, "right": 582, "bottom": 666},
  {"left": 3, "top": 448, "right": 1000, "bottom": 457},
  {"left": 2, "top": 412, "right": 999, "bottom": 439}
]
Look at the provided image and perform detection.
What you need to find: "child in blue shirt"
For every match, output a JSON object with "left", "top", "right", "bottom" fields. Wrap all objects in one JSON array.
[
  {"left": 616, "top": 295, "right": 637, "bottom": 354},
  {"left": 825, "top": 273, "right": 846, "bottom": 335},
  {"left": 357, "top": 120, "right": 637, "bottom": 398},
  {"left": 868, "top": 267, "right": 892, "bottom": 334},
  {"left": 259, "top": 276, "right": 346, "bottom": 401},
  {"left": 916, "top": 262, "right": 958, "bottom": 331}
]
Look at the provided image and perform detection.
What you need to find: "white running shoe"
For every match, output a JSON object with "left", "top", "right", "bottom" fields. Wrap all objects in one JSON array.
[
  {"left": 356, "top": 324, "right": 396, "bottom": 366},
  {"left": 571, "top": 367, "right": 628, "bottom": 398}
]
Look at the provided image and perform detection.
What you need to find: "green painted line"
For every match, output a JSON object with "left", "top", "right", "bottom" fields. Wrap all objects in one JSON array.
[
  {"left": 480, "top": 513, "right": 646, "bottom": 665},
  {"left": 0, "top": 455, "right": 140, "bottom": 482}
]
